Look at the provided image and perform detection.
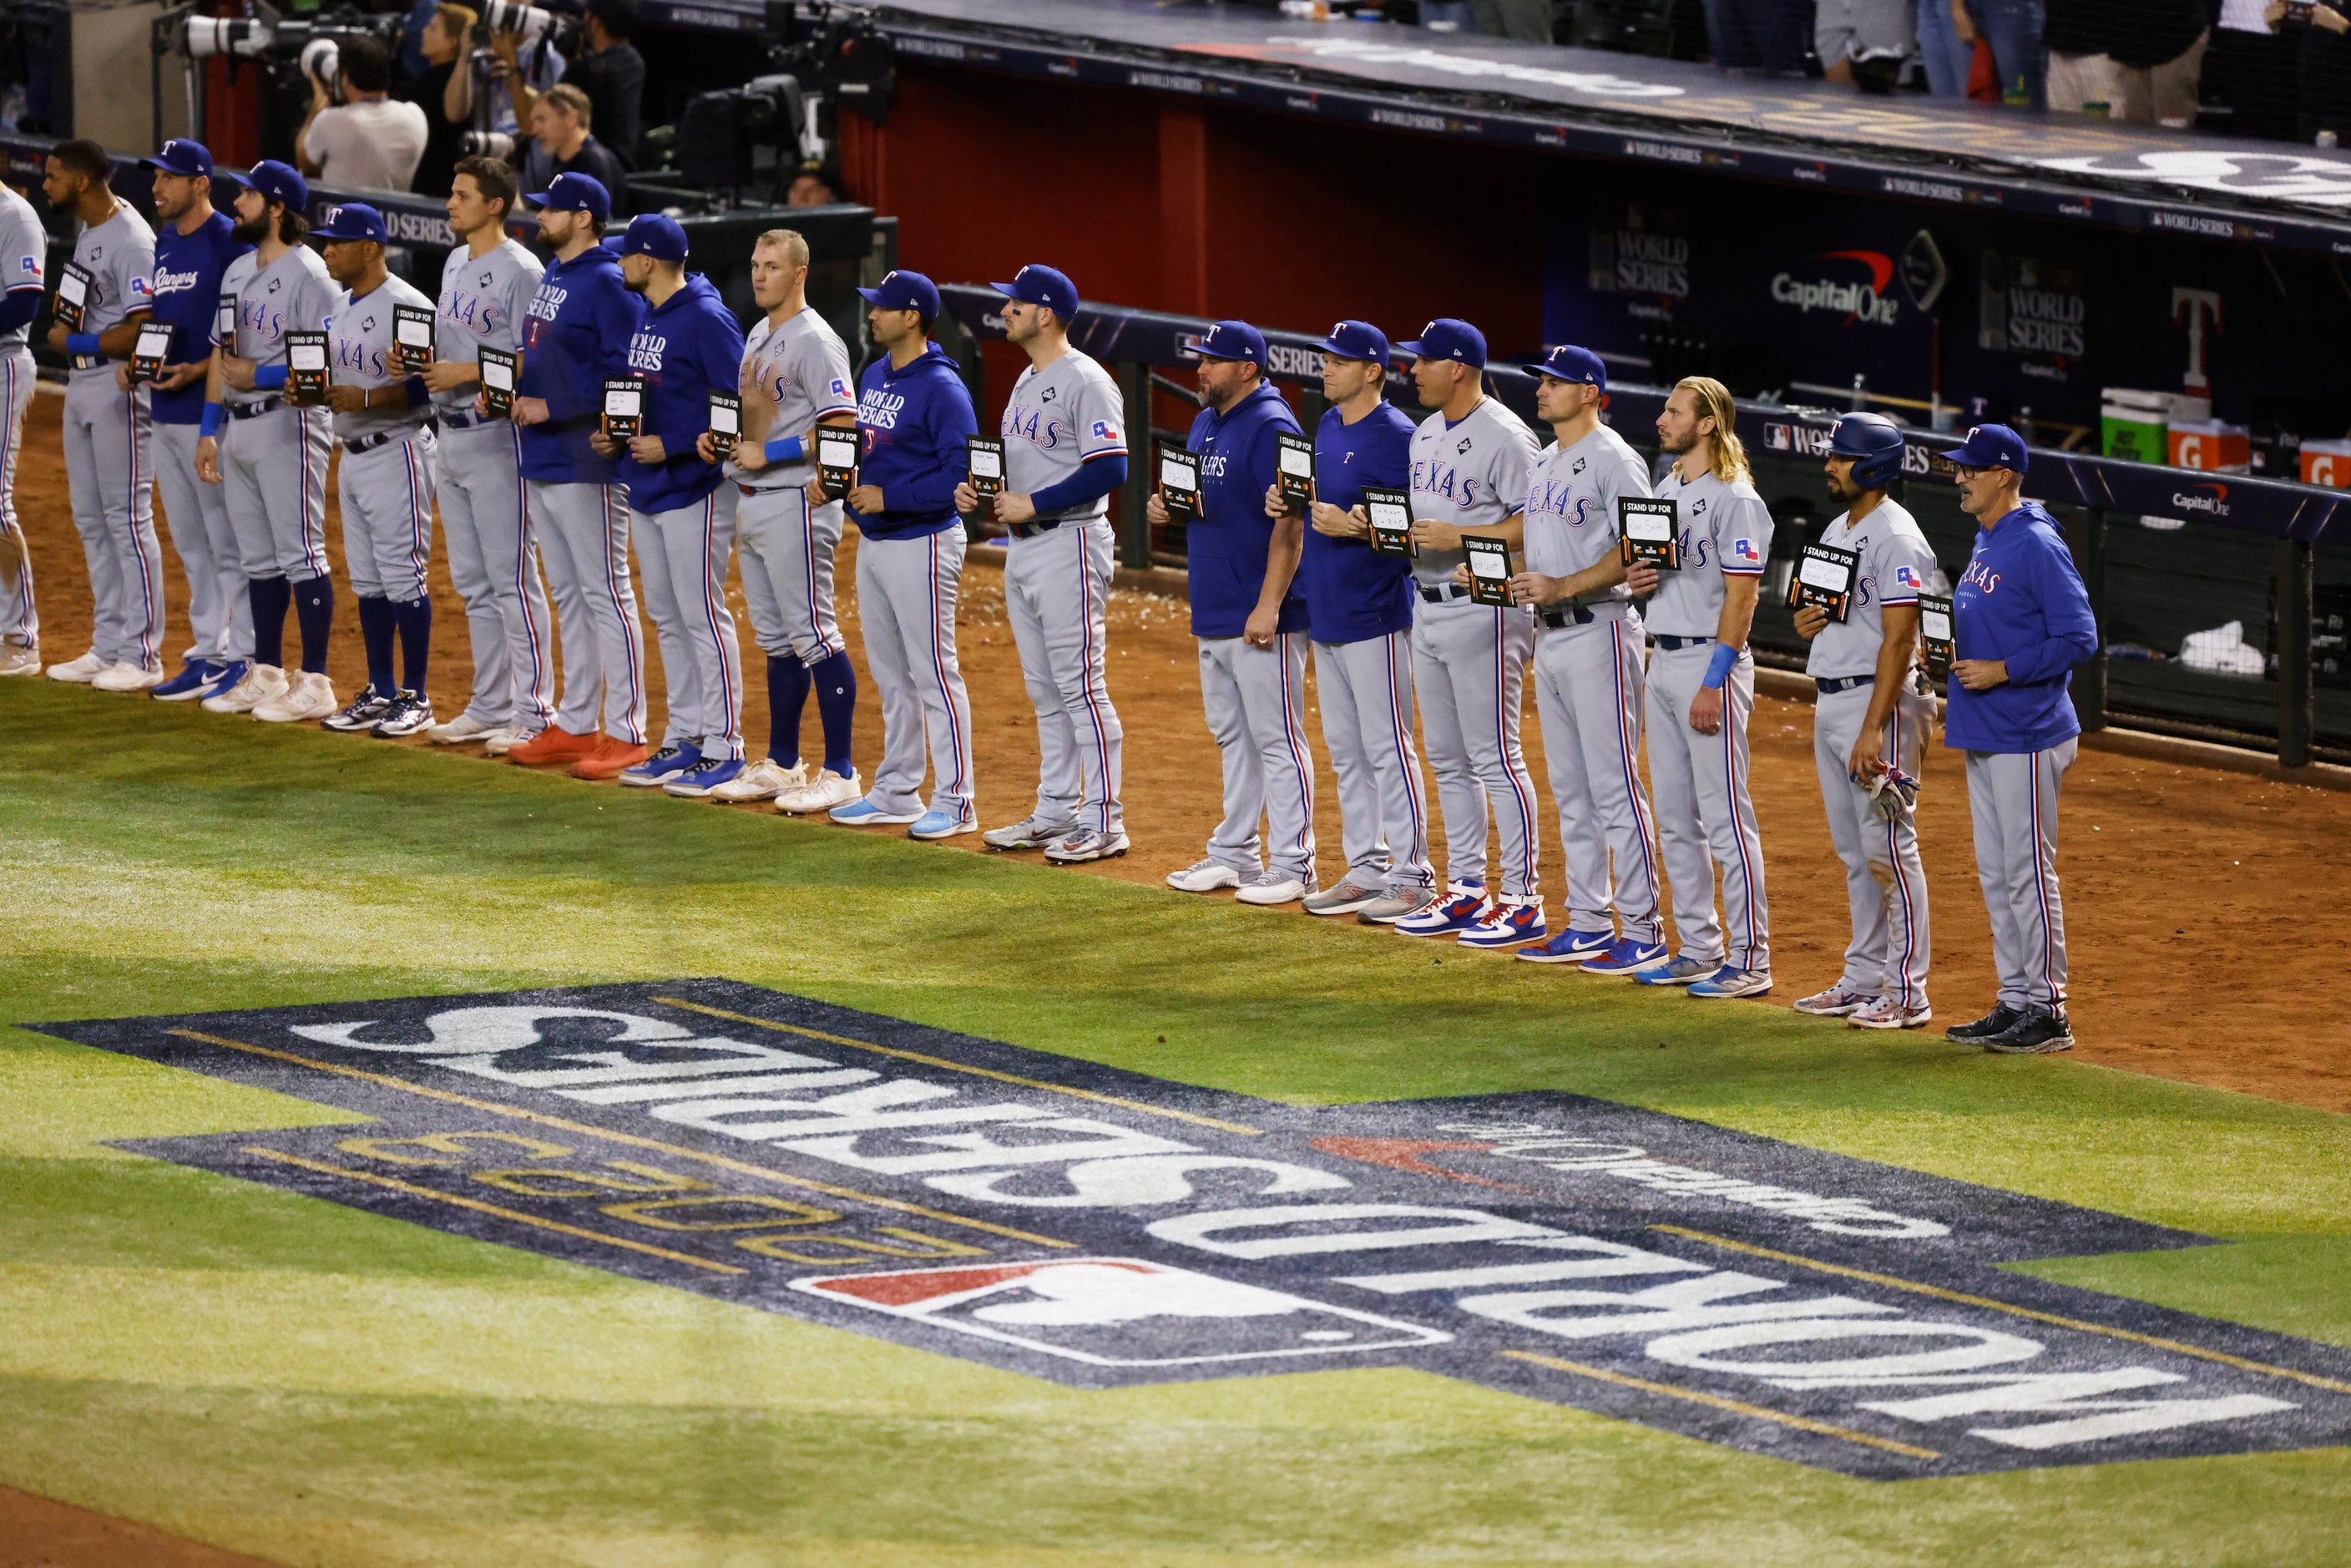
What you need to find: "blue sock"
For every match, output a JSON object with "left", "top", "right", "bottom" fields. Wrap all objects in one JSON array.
[
  {"left": 392, "top": 596, "right": 432, "bottom": 691},
  {"left": 811, "top": 650, "right": 857, "bottom": 776},
  {"left": 356, "top": 597, "right": 395, "bottom": 695},
  {"left": 292, "top": 577, "right": 336, "bottom": 674},
  {"left": 766, "top": 653, "right": 808, "bottom": 766},
  {"left": 249, "top": 576, "right": 291, "bottom": 668}
]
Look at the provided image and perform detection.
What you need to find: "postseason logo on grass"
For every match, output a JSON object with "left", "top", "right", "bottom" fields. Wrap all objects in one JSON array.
[{"left": 33, "top": 980, "right": 2351, "bottom": 1481}]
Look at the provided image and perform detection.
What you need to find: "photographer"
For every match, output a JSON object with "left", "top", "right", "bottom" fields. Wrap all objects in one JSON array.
[
  {"left": 298, "top": 35, "right": 428, "bottom": 193},
  {"left": 519, "top": 84, "right": 628, "bottom": 218},
  {"left": 453, "top": 8, "right": 564, "bottom": 144},
  {"left": 401, "top": 3, "right": 476, "bottom": 197},
  {"left": 557, "top": 0, "right": 645, "bottom": 169}
]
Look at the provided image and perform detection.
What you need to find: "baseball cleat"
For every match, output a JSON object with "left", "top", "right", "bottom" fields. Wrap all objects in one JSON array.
[
  {"left": 322, "top": 686, "right": 395, "bottom": 732},
  {"left": 45, "top": 650, "right": 104, "bottom": 683},
  {"left": 1581, "top": 938, "right": 1671, "bottom": 976},
  {"left": 254, "top": 670, "right": 337, "bottom": 723},
  {"left": 202, "top": 663, "right": 286, "bottom": 714},
  {"left": 1794, "top": 984, "right": 1878, "bottom": 1017},
  {"left": 1165, "top": 858, "right": 1244, "bottom": 893},
  {"left": 981, "top": 814, "right": 1076, "bottom": 851},
  {"left": 830, "top": 796, "right": 923, "bottom": 826},
  {"left": 370, "top": 690, "right": 436, "bottom": 737},
  {"left": 707, "top": 756, "right": 804, "bottom": 802},
  {"left": 427, "top": 712, "right": 503, "bottom": 745},
  {"left": 0, "top": 642, "right": 41, "bottom": 677},
  {"left": 92, "top": 660, "right": 167, "bottom": 692},
  {"left": 149, "top": 660, "right": 218, "bottom": 701},
  {"left": 664, "top": 756, "right": 746, "bottom": 798},
  {"left": 1236, "top": 869, "right": 1312, "bottom": 907},
  {"left": 1635, "top": 956, "right": 1718, "bottom": 987},
  {"left": 1302, "top": 878, "right": 1385, "bottom": 917},
  {"left": 1044, "top": 827, "right": 1129, "bottom": 863},
  {"left": 1849, "top": 996, "right": 1933, "bottom": 1030},
  {"left": 1688, "top": 966, "right": 1774, "bottom": 999},
  {"left": 619, "top": 742, "right": 700, "bottom": 788},
  {"left": 483, "top": 726, "right": 534, "bottom": 757},
  {"left": 1945, "top": 1004, "right": 2024, "bottom": 1043},
  {"left": 775, "top": 766, "right": 861, "bottom": 815},
  {"left": 1517, "top": 928, "right": 1615, "bottom": 964},
  {"left": 1981, "top": 1009, "right": 2074, "bottom": 1054},
  {"left": 908, "top": 808, "right": 978, "bottom": 840},
  {"left": 571, "top": 737, "right": 650, "bottom": 780},
  {"left": 1393, "top": 882, "right": 1490, "bottom": 938},
  {"left": 506, "top": 726, "right": 599, "bottom": 766},
  {"left": 1459, "top": 899, "right": 1545, "bottom": 948},
  {"left": 1357, "top": 887, "right": 1441, "bottom": 926}
]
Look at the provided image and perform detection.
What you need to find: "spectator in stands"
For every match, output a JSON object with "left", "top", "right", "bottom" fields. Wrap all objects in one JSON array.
[
  {"left": 2043, "top": 0, "right": 2118, "bottom": 115},
  {"left": 402, "top": 3, "right": 475, "bottom": 196},
  {"left": 298, "top": 35, "right": 429, "bottom": 192},
  {"left": 1703, "top": 0, "right": 1811, "bottom": 73},
  {"left": 519, "top": 83, "right": 629, "bottom": 215},
  {"left": 2288, "top": 0, "right": 2351, "bottom": 142},
  {"left": 559, "top": 0, "right": 647, "bottom": 168},
  {"left": 786, "top": 164, "right": 843, "bottom": 207},
  {"left": 398, "top": 0, "right": 441, "bottom": 83},
  {"left": 1916, "top": 1, "right": 2045, "bottom": 107},
  {"left": 1815, "top": 0, "right": 1916, "bottom": 89},
  {"left": 471, "top": 13, "right": 567, "bottom": 143},
  {"left": 2102, "top": 0, "right": 2210, "bottom": 126}
]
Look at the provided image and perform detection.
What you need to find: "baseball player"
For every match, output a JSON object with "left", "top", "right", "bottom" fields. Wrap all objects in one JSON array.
[
  {"left": 1793, "top": 412, "right": 1939, "bottom": 1030},
  {"left": 500, "top": 172, "right": 650, "bottom": 780},
  {"left": 133, "top": 141, "right": 253, "bottom": 703},
  {"left": 1503, "top": 346, "right": 1668, "bottom": 975},
  {"left": 195, "top": 161, "right": 340, "bottom": 723},
  {"left": 0, "top": 173, "right": 43, "bottom": 677},
  {"left": 599, "top": 213, "right": 747, "bottom": 797},
  {"left": 821, "top": 268, "right": 979, "bottom": 837},
  {"left": 312, "top": 203, "right": 440, "bottom": 737},
  {"left": 1937, "top": 423, "right": 2098, "bottom": 1054},
  {"left": 1392, "top": 317, "right": 1544, "bottom": 948},
  {"left": 404, "top": 155, "right": 551, "bottom": 754},
  {"left": 1272, "top": 319, "right": 1433, "bottom": 924},
  {"left": 42, "top": 139, "right": 164, "bottom": 691},
  {"left": 1625, "top": 376, "right": 1775, "bottom": 997},
  {"left": 953, "top": 265, "right": 1130, "bottom": 864},
  {"left": 700, "top": 228, "right": 862, "bottom": 813},
  {"left": 1152, "top": 320, "right": 1314, "bottom": 904}
]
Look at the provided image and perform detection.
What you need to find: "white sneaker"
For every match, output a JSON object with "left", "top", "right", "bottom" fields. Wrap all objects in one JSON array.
[
  {"left": 775, "top": 766, "right": 860, "bottom": 815},
  {"left": 1166, "top": 857, "right": 1243, "bottom": 893},
  {"left": 709, "top": 756, "right": 805, "bottom": 802},
  {"left": 46, "top": 650, "right": 104, "bottom": 684},
  {"left": 428, "top": 712, "right": 502, "bottom": 745},
  {"left": 202, "top": 663, "right": 286, "bottom": 714},
  {"left": 254, "top": 670, "right": 337, "bottom": 723},
  {"left": 92, "top": 660, "right": 167, "bottom": 692},
  {"left": 1848, "top": 995, "right": 1933, "bottom": 1030},
  {"left": 0, "top": 642, "right": 39, "bottom": 676},
  {"left": 981, "top": 815, "right": 1077, "bottom": 851},
  {"left": 483, "top": 726, "right": 534, "bottom": 756},
  {"left": 1235, "top": 869, "right": 1311, "bottom": 907}
]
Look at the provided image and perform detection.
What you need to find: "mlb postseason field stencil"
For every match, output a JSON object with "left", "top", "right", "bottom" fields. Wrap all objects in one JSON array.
[{"left": 34, "top": 981, "right": 2351, "bottom": 1480}]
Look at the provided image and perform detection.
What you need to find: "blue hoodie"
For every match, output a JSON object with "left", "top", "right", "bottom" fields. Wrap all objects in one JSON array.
[
  {"left": 1945, "top": 499, "right": 2098, "bottom": 754},
  {"left": 852, "top": 341, "right": 978, "bottom": 540},
  {"left": 614, "top": 273, "right": 744, "bottom": 516},
  {"left": 515, "top": 242, "right": 640, "bottom": 484},
  {"left": 148, "top": 211, "right": 250, "bottom": 425},
  {"left": 1184, "top": 379, "right": 1308, "bottom": 640}
]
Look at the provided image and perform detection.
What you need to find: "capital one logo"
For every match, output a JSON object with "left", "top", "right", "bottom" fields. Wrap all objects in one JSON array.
[{"left": 1771, "top": 250, "right": 1901, "bottom": 327}]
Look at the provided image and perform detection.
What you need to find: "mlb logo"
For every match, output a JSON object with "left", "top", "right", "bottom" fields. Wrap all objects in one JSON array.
[
  {"left": 1894, "top": 565, "right": 1921, "bottom": 589},
  {"left": 1092, "top": 419, "right": 1120, "bottom": 443},
  {"left": 1731, "top": 538, "right": 1761, "bottom": 565},
  {"left": 793, "top": 1257, "right": 1448, "bottom": 1368}
]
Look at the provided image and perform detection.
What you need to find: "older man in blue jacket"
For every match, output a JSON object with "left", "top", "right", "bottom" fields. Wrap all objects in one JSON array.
[{"left": 1939, "top": 424, "right": 2099, "bottom": 1055}]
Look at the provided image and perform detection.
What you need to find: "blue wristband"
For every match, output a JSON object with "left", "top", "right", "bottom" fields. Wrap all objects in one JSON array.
[
  {"left": 66, "top": 332, "right": 99, "bottom": 358},
  {"left": 253, "top": 363, "right": 288, "bottom": 390},
  {"left": 1701, "top": 641, "right": 1740, "bottom": 690},
  {"left": 200, "top": 402, "right": 225, "bottom": 438},
  {"left": 764, "top": 433, "right": 805, "bottom": 463}
]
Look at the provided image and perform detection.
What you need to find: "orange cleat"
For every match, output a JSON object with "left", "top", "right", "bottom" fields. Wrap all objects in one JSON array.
[
  {"left": 569, "top": 736, "right": 650, "bottom": 780},
  {"left": 507, "top": 726, "right": 599, "bottom": 766}
]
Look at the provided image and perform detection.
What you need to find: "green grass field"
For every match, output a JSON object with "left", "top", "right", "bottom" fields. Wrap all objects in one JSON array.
[{"left": 6, "top": 677, "right": 2348, "bottom": 1566}]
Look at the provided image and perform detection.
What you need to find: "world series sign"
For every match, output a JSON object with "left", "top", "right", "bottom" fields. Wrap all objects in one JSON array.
[{"left": 31, "top": 980, "right": 2351, "bottom": 1480}]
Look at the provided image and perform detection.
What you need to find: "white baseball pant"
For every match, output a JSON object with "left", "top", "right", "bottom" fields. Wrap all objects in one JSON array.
[
  {"left": 1312, "top": 630, "right": 1433, "bottom": 894},
  {"left": 1815, "top": 680, "right": 1934, "bottom": 1010},
  {"left": 0, "top": 348, "right": 35, "bottom": 648},
  {"left": 153, "top": 419, "right": 250, "bottom": 662},
  {"left": 528, "top": 478, "right": 646, "bottom": 744},
  {"left": 219, "top": 402, "right": 332, "bottom": 583},
  {"left": 1004, "top": 520, "right": 1123, "bottom": 837},
  {"left": 438, "top": 419, "right": 553, "bottom": 733},
  {"left": 633, "top": 487, "right": 744, "bottom": 760},
  {"left": 60, "top": 372, "right": 162, "bottom": 669},
  {"left": 338, "top": 430, "right": 437, "bottom": 604},
  {"left": 1646, "top": 642, "right": 1771, "bottom": 972},
  {"left": 857, "top": 524, "right": 974, "bottom": 820},
  {"left": 1966, "top": 738, "right": 2075, "bottom": 1016},
  {"left": 736, "top": 483, "right": 844, "bottom": 663},
  {"left": 1410, "top": 595, "right": 1540, "bottom": 902},
  {"left": 1533, "top": 615, "right": 1664, "bottom": 945},
  {"left": 1197, "top": 630, "right": 1315, "bottom": 880}
]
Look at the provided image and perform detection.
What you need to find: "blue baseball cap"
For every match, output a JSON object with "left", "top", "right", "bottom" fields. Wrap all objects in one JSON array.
[
  {"left": 529, "top": 171, "right": 610, "bottom": 225},
  {"left": 857, "top": 268, "right": 941, "bottom": 318},
  {"left": 1194, "top": 320, "right": 1266, "bottom": 368},
  {"left": 245, "top": 159, "right": 306, "bottom": 212},
  {"left": 1396, "top": 317, "right": 1486, "bottom": 370},
  {"left": 312, "top": 202, "right": 388, "bottom": 244},
  {"left": 989, "top": 263, "right": 1079, "bottom": 321},
  {"left": 618, "top": 213, "right": 688, "bottom": 261},
  {"left": 1522, "top": 344, "right": 1606, "bottom": 392},
  {"left": 1317, "top": 319, "right": 1390, "bottom": 365},
  {"left": 142, "top": 139, "right": 215, "bottom": 179},
  {"left": 1939, "top": 422, "right": 2030, "bottom": 473}
]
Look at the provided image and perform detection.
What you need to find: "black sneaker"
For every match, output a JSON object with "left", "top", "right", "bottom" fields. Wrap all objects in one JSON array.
[
  {"left": 1983, "top": 1009, "right": 2075, "bottom": 1055},
  {"left": 322, "top": 685, "right": 394, "bottom": 732},
  {"left": 1945, "top": 1004, "right": 2022, "bottom": 1044},
  {"left": 371, "top": 689, "right": 436, "bottom": 737}
]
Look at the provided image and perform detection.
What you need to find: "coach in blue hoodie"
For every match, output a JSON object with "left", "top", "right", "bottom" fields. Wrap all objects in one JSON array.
[
  {"left": 1939, "top": 423, "right": 2098, "bottom": 1056},
  {"left": 1145, "top": 320, "right": 1317, "bottom": 907},
  {"left": 599, "top": 213, "right": 748, "bottom": 797}
]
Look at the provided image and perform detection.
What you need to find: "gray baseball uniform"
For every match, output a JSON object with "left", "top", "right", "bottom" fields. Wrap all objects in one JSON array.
[
  {"left": 857, "top": 526, "right": 974, "bottom": 818},
  {"left": 0, "top": 185, "right": 40, "bottom": 650},
  {"left": 1807, "top": 497, "right": 1939, "bottom": 1010},
  {"left": 732, "top": 306, "right": 856, "bottom": 665},
  {"left": 1523, "top": 423, "right": 1663, "bottom": 944},
  {"left": 635, "top": 486, "right": 743, "bottom": 758},
  {"left": 1408, "top": 395, "right": 1541, "bottom": 902},
  {"left": 1314, "top": 631, "right": 1432, "bottom": 893},
  {"left": 1645, "top": 463, "right": 1774, "bottom": 971},
  {"left": 432, "top": 236, "right": 551, "bottom": 731},
  {"left": 215, "top": 244, "right": 337, "bottom": 586},
  {"left": 1000, "top": 346, "right": 1127, "bottom": 835},
  {"left": 327, "top": 274, "right": 438, "bottom": 604},
  {"left": 61, "top": 202, "right": 163, "bottom": 670}
]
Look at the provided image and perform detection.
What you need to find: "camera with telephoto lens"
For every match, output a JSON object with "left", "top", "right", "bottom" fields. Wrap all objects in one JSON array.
[
  {"left": 179, "top": 2, "right": 402, "bottom": 76},
  {"left": 475, "top": 0, "right": 580, "bottom": 58},
  {"left": 458, "top": 129, "right": 519, "bottom": 159},
  {"left": 676, "top": 3, "right": 894, "bottom": 196}
]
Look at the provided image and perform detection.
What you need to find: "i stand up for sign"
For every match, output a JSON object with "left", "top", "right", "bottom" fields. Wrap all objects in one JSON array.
[
  {"left": 1792, "top": 541, "right": 1860, "bottom": 624},
  {"left": 1363, "top": 484, "right": 1415, "bottom": 557},
  {"left": 1464, "top": 535, "right": 1514, "bottom": 606}
]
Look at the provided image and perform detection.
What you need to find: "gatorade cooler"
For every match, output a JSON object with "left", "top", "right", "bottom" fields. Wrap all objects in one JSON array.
[
  {"left": 2169, "top": 420, "right": 2251, "bottom": 473},
  {"left": 2303, "top": 438, "right": 2351, "bottom": 488}
]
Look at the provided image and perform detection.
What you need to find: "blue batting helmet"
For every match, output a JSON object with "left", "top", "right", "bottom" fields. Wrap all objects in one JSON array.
[{"left": 1829, "top": 411, "right": 1907, "bottom": 489}]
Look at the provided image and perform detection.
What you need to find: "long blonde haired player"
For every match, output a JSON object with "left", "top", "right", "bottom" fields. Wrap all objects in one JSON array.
[{"left": 1621, "top": 376, "right": 1775, "bottom": 998}]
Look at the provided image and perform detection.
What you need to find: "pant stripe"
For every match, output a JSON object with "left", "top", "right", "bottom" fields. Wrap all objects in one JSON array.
[
  {"left": 2029, "top": 751, "right": 2063, "bottom": 1014},
  {"left": 1382, "top": 631, "right": 1428, "bottom": 867},
  {"left": 602, "top": 484, "right": 645, "bottom": 743},
  {"left": 700, "top": 492, "right": 736, "bottom": 751},
  {"left": 799, "top": 489, "right": 837, "bottom": 661},
  {"left": 399, "top": 438, "right": 431, "bottom": 603},
  {"left": 1722, "top": 675, "right": 1764, "bottom": 969},
  {"left": 1491, "top": 615, "right": 1539, "bottom": 900},
  {"left": 1075, "top": 531, "right": 1114, "bottom": 833},
  {"left": 510, "top": 427, "right": 549, "bottom": 727},
  {"left": 123, "top": 389, "right": 160, "bottom": 667},
  {"left": 1610, "top": 621, "right": 1664, "bottom": 920},
  {"left": 928, "top": 533, "right": 969, "bottom": 803},
  {"left": 1275, "top": 631, "right": 1315, "bottom": 857},
  {"left": 298, "top": 407, "right": 329, "bottom": 578},
  {"left": 3, "top": 352, "right": 34, "bottom": 640}
]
